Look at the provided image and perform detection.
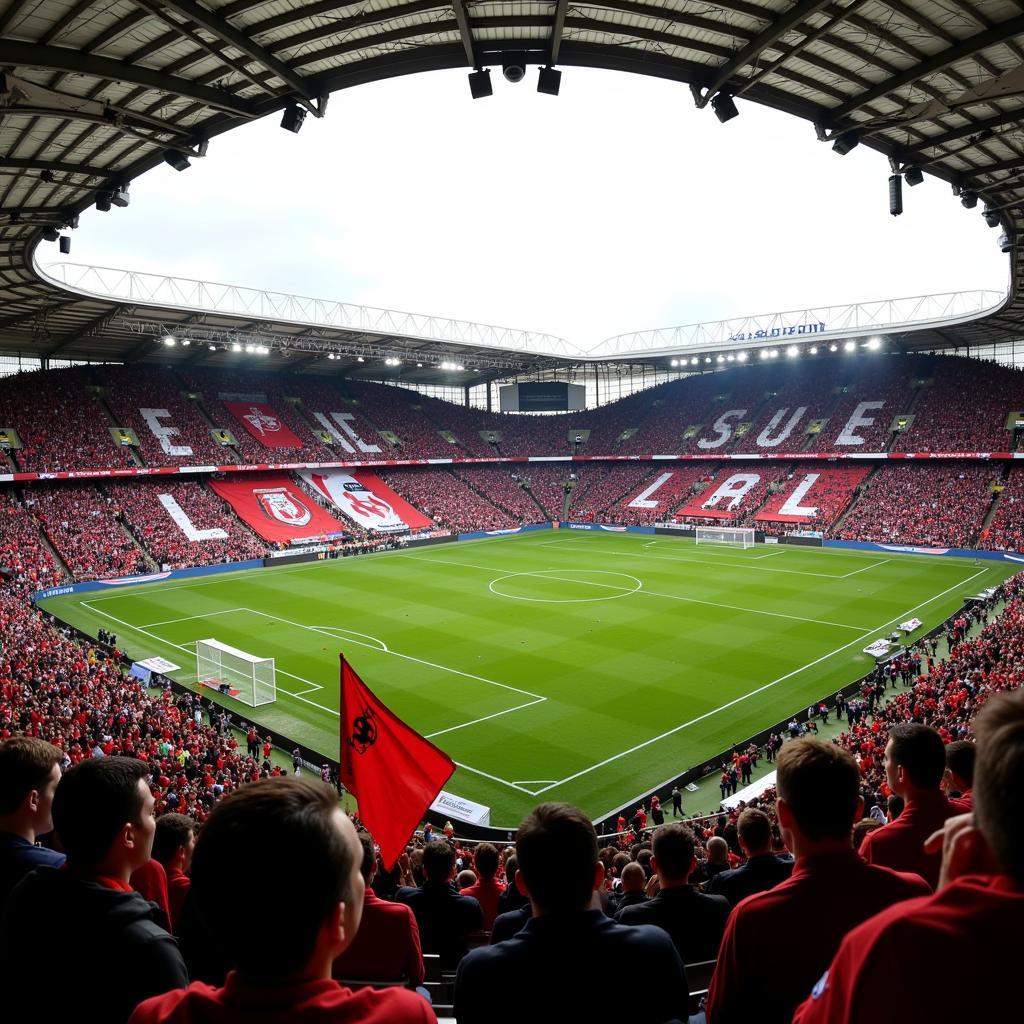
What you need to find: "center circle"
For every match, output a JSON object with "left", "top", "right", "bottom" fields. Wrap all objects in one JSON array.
[{"left": 488, "top": 569, "right": 643, "bottom": 604}]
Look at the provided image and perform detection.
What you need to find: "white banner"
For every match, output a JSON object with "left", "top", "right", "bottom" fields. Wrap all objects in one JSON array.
[
  {"left": 430, "top": 790, "right": 491, "bottom": 827},
  {"left": 158, "top": 493, "right": 228, "bottom": 542},
  {"left": 299, "top": 470, "right": 408, "bottom": 533}
]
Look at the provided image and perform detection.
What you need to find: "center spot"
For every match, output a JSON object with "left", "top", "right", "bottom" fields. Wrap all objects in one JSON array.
[{"left": 488, "top": 569, "right": 643, "bottom": 604}]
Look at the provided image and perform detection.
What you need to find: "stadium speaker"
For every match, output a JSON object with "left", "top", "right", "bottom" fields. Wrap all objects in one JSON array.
[
  {"left": 831, "top": 131, "right": 859, "bottom": 155},
  {"left": 960, "top": 190, "right": 979, "bottom": 209},
  {"left": 41, "top": 226, "right": 59, "bottom": 242},
  {"left": 888, "top": 174, "right": 903, "bottom": 217},
  {"left": 711, "top": 93, "right": 739, "bottom": 123},
  {"left": 59, "top": 236, "right": 71, "bottom": 255},
  {"left": 537, "top": 66, "right": 561, "bottom": 96},
  {"left": 904, "top": 166, "right": 924, "bottom": 187},
  {"left": 468, "top": 68, "right": 493, "bottom": 99},
  {"left": 983, "top": 209, "right": 1001, "bottom": 228},
  {"left": 502, "top": 53, "right": 528, "bottom": 83},
  {"left": 280, "top": 105, "right": 307, "bottom": 133},
  {"left": 163, "top": 149, "right": 191, "bottom": 172}
]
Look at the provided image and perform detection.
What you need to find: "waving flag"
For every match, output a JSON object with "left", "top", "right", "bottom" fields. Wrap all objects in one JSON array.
[{"left": 339, "top": 654, "right": 455, "bottom": 868}]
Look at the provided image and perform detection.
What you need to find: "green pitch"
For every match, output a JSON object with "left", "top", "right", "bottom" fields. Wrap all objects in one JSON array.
[{"left": 38, "top": 532, "right": 1014, "bottom": 827}]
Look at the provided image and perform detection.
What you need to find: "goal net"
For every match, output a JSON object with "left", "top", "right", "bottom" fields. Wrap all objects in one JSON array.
[
  {"left": 695, "top": 526, "right": 756, "bottom": 549},
  {"left": 195, "top": 638, "right": 276, "bottom": 707}
]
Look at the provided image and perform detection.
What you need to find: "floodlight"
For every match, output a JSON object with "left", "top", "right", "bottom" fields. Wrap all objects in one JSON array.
[
  {"left": 760, "top": 349, "right": 769, "bottom": 360},
  {"left": 41, "top": 227, "right": 59, "bottom": 242},
  {"left": 232, "top": 343, "right": 242, "bottom": 352},
  {"left": 809, "top": 346, "right": 818, "bottom": 354},
  {"left": 960, "top": 190, "right": 979, "bottom": 209},
  {"left": 844, "top": 340, "right": 856, "bottom": 352},
  {"left": 727, "top": 354, "right": 735, "bottom": 362},
  {"left": 999, "top": 232, "right": 1014, "bottom": 254},
  {"left": 690, "top": 357, "right": 698, "bottom": 365},
  {"left": 162, "top": 335, "right": 176, "bottom": 347},
  {"left": 832, "top": 131, "right": 859, "bottom": 155},
  {"left": 716, "top": 354, "right": 724, "bottom": 363},
  {"left": 889, "top": 174, "right": 903, "bottom": 217},
  {"left": 670, "top": 359, "right": 679, "bottom": 367},
  {"left": 787, "top": 345, "right": 799, "bottom": 357},
  {"left": 737, "top": 352, "right": 747, "bottom": 362},
  {"left": 704, "top": 356, "right": 712, "bottom": 363},
  {"left": 537, "top": 66, "right": 561, "bottom": 96},
  {"left": 983, "top": 209, "right": 1001, "bottom": 228},
  {"left": 830, "top": 344, "right": 838, "bottom": 352},
  {"left": 468, "top": 69, "right": 492, "bottom": 99},
  {"left": 769, "top": 349, "right": 778, "bottom": 358},
  {"left": 280, "top": 105, "right": 306, "bottom": 133},
  {"left": 502, "top": 53, "right": 527, "bottom": 83},
  {"left": 866, "top": 337, "right": 881, "bottom": 350},
  {"left": 904, "top": 166, "right": 923, "bottom": 187},
  {"left": 110, "top": 185, "right": 129, "bottom": 208},
  {"left": 711, "top": 93, "right": 738, "bottom": 123},
  {"left": 163, "top": 149, "right": 191, "bottom": 172},
  {"left": 357, "top": 356, "right": 365, "bottom": 362}
]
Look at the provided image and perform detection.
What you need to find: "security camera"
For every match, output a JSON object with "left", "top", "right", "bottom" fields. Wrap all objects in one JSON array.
[{"left": 502, "top": 53, "right": 527, "bottom": 83}]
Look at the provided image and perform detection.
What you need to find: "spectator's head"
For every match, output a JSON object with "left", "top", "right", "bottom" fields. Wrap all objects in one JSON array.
[
  {"left": 357, "top": 832, "right": 377, "bottom": 885},
  {"left": 457, "top": 869, "right": 477, "bottom": 889},
  {"left": 737, "top": 808, "right": 773, "bottom": 858},
  {"left": 706, "top": 836, "right": 729, "bottom": 865},
  {"left": 887, "top": 794, "right": 905, "bottom": 821},
  {"left": 944, "top": 739, "right": 976, "bottom": 795},
  {"left": 473, "top": 842, "right": 499, "bottom": 882},
  {"left": 516, "top": 803, "right": 601, "bottom": 914},
  {"left": 776, "top": 739, "right": 863, "bottom": 849},
  {"left": 504, "top": 853, "right": 519, "bottom": 890},
  {"left": 973, "top": 689, "right": 1024, "bottom": 881},
  {"left": 51, "top": 756, "right": 154, "bottom": 876},
  {"left": 422, "top": 840, "right": 456, "bottom": 883},
  {"left": 0, "top": 736, "right": 63, "bottom": 840},
  {"left": 884, "top": 723, "right": 946, "bottom": 796},
  {"left": 620, "top": 861, "right": 646, "bottom": 893},
  {"left": 852, "top": 818, "right": 882, "bottom": 848},
  {"left": 151, "top": 813, "right": 197, "bottom": 874},
  {"left": 188, "top": 776, "right": 361, "bottom": 980},
  {"left": 651, "top": 824, "right": 697, "bottom": 887}
]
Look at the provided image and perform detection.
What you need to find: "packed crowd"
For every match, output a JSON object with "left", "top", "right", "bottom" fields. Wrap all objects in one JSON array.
[
  {"left": 835, "top": 462, "right": 996, "bottom": 548},
  {"left": 379, "top": 468, "right": 517, "bottom": 533},
  {"left": 677, "top": 464, "right": 793, "bottom": 523},
  {"left": 981, "top": 466, "right": 1024, "bottom": 551},
  {"left": 24, "top": 483, "right": 149, "bottom": 581},
  {"left": 105, "top": 481, "right": 267, "bottom": 570},
  {"left": 454, "top": 468, "right": 546, "bottom": 522},
  {"left": 755, "top": 465, "right": 870, "bottom": 529}
]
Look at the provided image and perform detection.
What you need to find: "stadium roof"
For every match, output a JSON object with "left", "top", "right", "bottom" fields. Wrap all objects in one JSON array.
[{"left": 3, "top": 0, "right": 1024, "bottom": 382}]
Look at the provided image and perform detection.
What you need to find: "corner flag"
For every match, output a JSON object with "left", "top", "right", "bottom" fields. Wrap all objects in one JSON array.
[{"left": 338, "top": 654, "right": 456, "bottom": 868}]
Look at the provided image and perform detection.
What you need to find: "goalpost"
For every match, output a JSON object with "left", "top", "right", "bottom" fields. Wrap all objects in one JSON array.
[
  {"left": 695, "top": 526, "right": 756, "bottom": 549},
  {"left": 195, "top": 638, "right": 276, "bottom": 707}
]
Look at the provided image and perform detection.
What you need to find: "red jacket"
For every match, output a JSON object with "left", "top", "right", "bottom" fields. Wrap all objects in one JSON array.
[
  {"left": 332, "top": 889, "right": 424, "bottom": 985},
  {"left": 793, "top": 875, "right": 1024, "bottom": 1023},
  {"left": 706, "top": 849, "right": 930, "bottom": 1024},
  {"left": 129, "top": 973, "right": 432, "bottom": 1024},
  {"left": 460, "top": 877, "right": 506, "bottom": 931},
  {"left": 858, "top": 789, "right": 959, "bottom": 889}
]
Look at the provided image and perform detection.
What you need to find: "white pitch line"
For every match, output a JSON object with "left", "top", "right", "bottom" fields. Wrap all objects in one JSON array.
[
  {"left": 451, "top": 760, "right": 536, "bottom": 795},
  {"left": 840, "top": 558, "right": 891, "bottom": 578},
  {"left": 532, "top": 566, "right": 990, "bottom": 798},
  {"left": 306, "top": 627, "right": 389, "bottom": 652},
  {"left": 247, "top": 608, "right": 544, "bottom": 702},
  {"left": 425, "top": 696, "right": 547, "bottom": 739},
  {"left": 399, "top": 553, "right": 872, "bottom": 631},
  {"left": 80, "top": 601, "right": 339, "bottom": 717},
  {"left": 141, "top": 608, "right": 246, "bottom": 628}
]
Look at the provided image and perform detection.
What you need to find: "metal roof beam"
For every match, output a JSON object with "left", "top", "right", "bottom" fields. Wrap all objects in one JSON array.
[
  {"left": 831, "top": 14, "right": 1024, "bottom": 121},
  {"left": 0, "top": 156, "right": 108, "bottom": 179},
  {"left": 696, "top": 0, "right": 833, "bottom": 106},
  {"left": 550, "top": 0, "right": 570, "bottom": 66},
  {"left": 0, "top": 41, "right": 258, "bottom": 118},
  {"left": 451, "top": 0, "right": 477, "bottom": 66},
  {"left": 146, "top": 0, "right": 322, "bottom": 111},
  {"left": 0, "top": 301, "right": 69, "bottom": 331},
  {"left": 46, "top": 307, "right": 123, "bottom": 356}
]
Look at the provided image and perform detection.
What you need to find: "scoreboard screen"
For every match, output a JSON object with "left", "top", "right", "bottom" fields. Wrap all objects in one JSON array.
[{"left": 500, "top": 382, "right": 585, "bottom": 412}]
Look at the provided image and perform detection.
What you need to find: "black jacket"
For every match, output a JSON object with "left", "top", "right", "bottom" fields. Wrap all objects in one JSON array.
[
  {"left": 396, "top": 881, "right": 483, "bottom": 968},
  {"left": 616, "top": 883, "right": 730, "bottom": 964},
  {"left": 0, "top": 866, "right": 188, "bottom": 1023},
  {"left": 706, "top": 853, "right": 794, "bottom": 906}
]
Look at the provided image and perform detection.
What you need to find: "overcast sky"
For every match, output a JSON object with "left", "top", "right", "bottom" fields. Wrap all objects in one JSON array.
[{"left": 53, "top": 66, "right": 1009, "bottom": 352}]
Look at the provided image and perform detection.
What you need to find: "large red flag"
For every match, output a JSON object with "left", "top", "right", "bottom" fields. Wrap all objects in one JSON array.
[{"left": 339, "top": 654, "right": 455, "bottom": 868}]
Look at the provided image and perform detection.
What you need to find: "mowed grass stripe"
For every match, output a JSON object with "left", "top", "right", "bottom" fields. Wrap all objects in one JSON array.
[{"left": 41, "top": 532, "right": 1012, "bottom": 825}]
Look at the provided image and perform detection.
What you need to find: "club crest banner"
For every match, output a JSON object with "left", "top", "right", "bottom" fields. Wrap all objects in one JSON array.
[
  {"left": 299, "top": 469, "right": 432, "bottom": 533},
  {"left": 209, "top": 474, "right": 344, "bottom": 541},
  {"left": 224, "top": 402, "right": 303, "bottom": 449}
]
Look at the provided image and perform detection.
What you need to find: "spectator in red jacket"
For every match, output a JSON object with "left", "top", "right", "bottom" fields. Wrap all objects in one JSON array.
[
  {"left": 706, "top": 739, "right": 929, "bottom": 1024},
  {"left": 793, "top": 688, "right": 1024, "bottom": 1023},
  {"left": 858, "top": 722, "right": 961, "bottom": 888},
  {"left": 943, "top": 739, "right": 975, "bottom": 811},
  {"left": 459, "top": 842, "right": 506, "bottom": 931},
  {"left": 333, "top": 831, "right": 424, "bottom": 986},
  {"left": 152, "top": 813, "right": 198, "bottom": 934},
  {"left": 128, "top": 776, "right": 431, "bottom": 1024}
]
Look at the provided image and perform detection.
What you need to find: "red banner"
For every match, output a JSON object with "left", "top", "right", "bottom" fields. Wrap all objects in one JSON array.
[
  {"left": 224, "top": 402, "right": 303, "bottom": 449},
  {"left": 208, "top": 474, "right": 345, "bottom": 542}
]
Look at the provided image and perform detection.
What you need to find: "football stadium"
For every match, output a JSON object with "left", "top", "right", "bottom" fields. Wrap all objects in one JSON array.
[{"left": 1, "top": 2, "right": 1023, "bottom": 1022}]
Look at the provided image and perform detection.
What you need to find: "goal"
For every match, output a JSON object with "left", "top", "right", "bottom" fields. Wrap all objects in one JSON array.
[
  {"left": 695, "top": 526, "right": 756, "bottom": 549},
  {"left": 195, "top": 638, "right": 276, "bottom": 707}
]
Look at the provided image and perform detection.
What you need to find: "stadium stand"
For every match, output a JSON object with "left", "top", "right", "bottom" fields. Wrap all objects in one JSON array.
[
  {"left": 379, "top": 468, "right": 516, "bottom": 532},
  {"left": 23, "top": 483, "right": 149, "bottom": 581},
  {"left": 677, "top": 463, "right": 793, "bottom": 523},
  {"left": 834, "top": 463, "right": 997, "bottom": 548},
  {"left": 982, "top": 466, "right": 1024, "bottom": 551},
  {"left": 755, "top": 465, "right": 871, "bottom": 530},
  {"left": 454, "top": 467, "right": 547, "bottom": 523},
  {"left": 105, "top": 480, "right": 267, "bottom": 570},
  {"left": 0, "top": 490, "right": 64, "bottom": 587},
  {"left": 564, "top": 463, "right": 659, "bottom": 522}
]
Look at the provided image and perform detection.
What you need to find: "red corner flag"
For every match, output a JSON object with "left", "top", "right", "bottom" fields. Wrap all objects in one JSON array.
[{"left": 339, "top": 654, "right": 455, "bottom": 868}]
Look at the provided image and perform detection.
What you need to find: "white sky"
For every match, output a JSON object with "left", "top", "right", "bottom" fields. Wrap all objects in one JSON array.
[{"left": 60, "top": 66, "right": 1009, "bottom": 352}]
